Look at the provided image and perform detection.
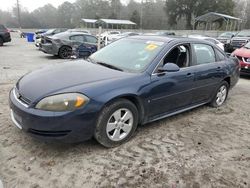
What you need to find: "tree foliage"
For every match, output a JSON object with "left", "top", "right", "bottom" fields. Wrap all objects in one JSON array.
[
  {"left": 0, "top": 0, "right": 247, "bottom": 30},
  {"left": 165, "top": 0, "right": 235, "bottom": 29}
]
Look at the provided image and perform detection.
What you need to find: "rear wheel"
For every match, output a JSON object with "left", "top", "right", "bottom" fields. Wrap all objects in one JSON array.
[
  {"left": 94, "top": 99, "right": 138, "bottom": 148},
  {"left": 58, "top": 46, "right": 72, "bottom": 59},
  {"left": 210, "top": 81, "right": 229, "bottom": 107},
  {"left": 0, "top": 37, "right": 3, "bottom": 46}
]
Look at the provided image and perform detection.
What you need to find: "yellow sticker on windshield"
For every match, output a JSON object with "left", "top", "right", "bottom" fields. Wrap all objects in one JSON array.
[{"left": 145, "top": 44, "right": 158, "bottom": 51}]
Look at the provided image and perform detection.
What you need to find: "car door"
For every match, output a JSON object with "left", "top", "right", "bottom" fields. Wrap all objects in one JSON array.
[
  {"left": 191, "top": 43, "right": 224, "bottom": 104},
  {"left": 148, "top": 43, "right": 196, "bottom": 118}
]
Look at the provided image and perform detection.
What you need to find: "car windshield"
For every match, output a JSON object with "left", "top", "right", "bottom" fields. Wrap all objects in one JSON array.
[
  {"left": 219, "top": 32, "right": 234, "bottom": 38},
  {"left": 45, "top": 29, "right": 55, "bottom": 34},
  {"left": 89, "top": 38, "right": 165, "bottom": 73},
  {"left": 236, "top": 31, "right": 250, "bottom": 37}
]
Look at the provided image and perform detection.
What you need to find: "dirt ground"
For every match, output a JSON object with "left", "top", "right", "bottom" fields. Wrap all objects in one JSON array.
[{"left": 0, "top": 33, "right": 250, "bottom": 188}]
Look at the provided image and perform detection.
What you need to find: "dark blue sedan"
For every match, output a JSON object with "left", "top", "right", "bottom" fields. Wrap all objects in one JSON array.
[{"left": 9, "top": 36, "right": 240, "bottom": 147}]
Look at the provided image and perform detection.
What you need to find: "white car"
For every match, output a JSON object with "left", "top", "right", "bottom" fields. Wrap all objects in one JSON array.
[
  {"left": 97, "top": 31, "right": 121, "bottom": 41},
  {"left": 188, "top": 35, "right": 225, "bottom": 51},
  {"left": 107, "top": 32, "right": 140, "bottom": 44}
]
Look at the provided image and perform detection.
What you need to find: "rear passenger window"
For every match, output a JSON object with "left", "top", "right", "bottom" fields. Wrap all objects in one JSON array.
[
  {"left": 70, "top": 35, "right": 84, "bottom": 43},
  {"left": 85, "top": 35, "right": 97, "bottom": 44},
  {"left": 193, "top": 44, "right": 216, "bottom": 65}
]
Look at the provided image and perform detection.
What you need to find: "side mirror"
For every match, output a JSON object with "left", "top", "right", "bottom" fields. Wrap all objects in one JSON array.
[
  {"left": 231, "top": 34, "right": 235, "bottom": 38},
  {"left": 158, "top": 63, "right": 180, "bottom": 73}
]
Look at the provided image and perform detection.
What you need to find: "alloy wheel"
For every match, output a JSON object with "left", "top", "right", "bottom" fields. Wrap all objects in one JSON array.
[
  {"left": 216, "top": 85, "right": 227, "bottom": 106},
  {"left": 106, "top": 108, "right": 134, "bottom": 141}
]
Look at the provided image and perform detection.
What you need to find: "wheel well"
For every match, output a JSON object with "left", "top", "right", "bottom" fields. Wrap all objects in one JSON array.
[
  {"left": 223, "top": 77, "right": 231, "bottom": 87},
  {"left": 106, "top": 96, "right": 145, "bottom": 124},
  {"left": 121, "top": 96, "right": 144, "bottom": 124},
  {"left": 59, "top": 45, "right": 72, "bottom": 50}
]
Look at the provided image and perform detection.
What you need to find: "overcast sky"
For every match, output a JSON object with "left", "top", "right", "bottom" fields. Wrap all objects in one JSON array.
[{"left": 0, "top": 0, "right": 130, "bottom": 12}]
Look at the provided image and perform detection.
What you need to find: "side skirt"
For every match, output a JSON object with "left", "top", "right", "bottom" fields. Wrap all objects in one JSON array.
[{"left": 147, "top": 102, "right": 208, "bottom": 123}]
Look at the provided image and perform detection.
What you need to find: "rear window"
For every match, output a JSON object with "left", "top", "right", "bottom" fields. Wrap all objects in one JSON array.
[{"left": 0, "top": 24, "right": 6, "bottom": 30}]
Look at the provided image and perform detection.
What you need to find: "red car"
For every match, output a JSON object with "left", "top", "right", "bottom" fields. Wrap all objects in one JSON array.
[{"left": 232, "top": 42, "right": 250, "bottom": 75}]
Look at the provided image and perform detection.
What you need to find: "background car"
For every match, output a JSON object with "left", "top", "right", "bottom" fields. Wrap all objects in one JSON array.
[
  {"left": 0, "top": 24, "right": 11, "bottom": 46},
  {"left": 9, "top": 36, "right": 240, "bottom": 147},
  {"left": 40, "top": 31, "right": 97, "bottom": 59},
  {"left": 229, "top": 30, "right": 250, "bottom": 51},
  {"left": 217, "top": 32, "right": 236, "bottom": 44},
  {"left": 36, "top": 28, "right": 68, "bottom": 47},
  {"left": 188, "top": 35, "right": 225, "bottom": 51},
  {"left": 232, "top": 41, "right": 250, "bottom": 75},
  {"left": 107, "top": 32, "right": 140, "bottom": 44},
  {"left": 97, "top": 31, "right": 121, "bottom": 41},
  {"left": 67, "top": 29, "right": 91, "bottom": 35},
  {"left": 155, "top": 31, "right": 175, "bottom": 36},
  {"left": 34, "top": 29, "right": 48, "bottom": 46}
]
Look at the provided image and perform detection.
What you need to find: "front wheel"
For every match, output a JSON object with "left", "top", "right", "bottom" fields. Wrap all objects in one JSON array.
[
  {"left": 210, "top": 81, "right": 229, "bottom": 107},
  {"left": 94, "top": 99, "right": 138, "bottom": 148}
]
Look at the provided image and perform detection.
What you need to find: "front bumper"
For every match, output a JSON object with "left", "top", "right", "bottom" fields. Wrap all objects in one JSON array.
[
  {"left": 240, "top": 61, "right": 250, "bottom": 75},
  {"left": 9, "top": 89, "right": 98, "bottom": 143}
]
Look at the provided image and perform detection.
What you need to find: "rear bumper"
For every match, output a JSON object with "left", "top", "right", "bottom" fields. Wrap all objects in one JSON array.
[
  {"left": 40, "top": 43, "right": 58, "bottom": 55},
  {"left": 9, "top": 89, "right": 99, "bottom": 143}
]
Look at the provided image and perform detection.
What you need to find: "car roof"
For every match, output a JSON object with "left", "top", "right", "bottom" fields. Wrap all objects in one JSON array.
[
  {"left": 129, "top": 35, "right": 215, "bottom": 44},
  {"left": 52, "top": 31, "right": 95, "bottom": 38}
]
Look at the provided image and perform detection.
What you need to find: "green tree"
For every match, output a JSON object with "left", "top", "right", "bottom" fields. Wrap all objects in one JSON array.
[
  {"left": 165, "top": 0, "right": 235, "bottom": 29},
  {"left": 130, "top": 10, "right": 140, "bottom": 26}
]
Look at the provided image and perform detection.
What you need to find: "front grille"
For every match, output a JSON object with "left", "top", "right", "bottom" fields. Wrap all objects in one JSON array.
[
  {"left": 28, "top": 129, "right": 71, "bottom": 137},
  {"left": 231, "top": 40, "right": 247, "bottom": 47}
]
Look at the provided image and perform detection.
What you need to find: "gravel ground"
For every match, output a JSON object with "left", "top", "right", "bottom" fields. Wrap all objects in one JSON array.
[{"left": 0, "top": 33, "right": 250, "bottom": 188}]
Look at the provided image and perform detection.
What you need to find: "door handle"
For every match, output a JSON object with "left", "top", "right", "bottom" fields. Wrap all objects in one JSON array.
[
  {"left": 216, "top": 66, "right": 222, "bottom": 71},
  {"left": 186, "top": 72, "right": 193, "bottom": 77}
]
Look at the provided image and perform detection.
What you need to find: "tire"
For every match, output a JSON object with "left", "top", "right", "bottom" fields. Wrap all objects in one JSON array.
[
  {"left": 0, "top": 37, "right": 3, "bottom": 46},
  {"left": 209, "top": 81, "right": 229, "bottom": 107},
  {"left": 58, "top": 46, "right": 72, "bottom": 59},
  {"left": 94, "top": 99, "right": 138, "bottom": 148}
]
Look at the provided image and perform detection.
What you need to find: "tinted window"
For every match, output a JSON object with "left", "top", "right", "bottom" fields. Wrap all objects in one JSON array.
[
  {"left": 85, "top": 35, "right": 97, "bottom": 43},
  {"left": 194, "top": 44, "right": 216, "bottom": 65},
  {"left": 215, "top": 49, "right": 226, "bottom": 61},
  {"left": 70, "top": 35, "right": 84, "bottom": 43}
]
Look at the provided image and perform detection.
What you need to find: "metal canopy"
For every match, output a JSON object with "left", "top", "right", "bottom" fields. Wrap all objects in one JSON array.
[
  {"left": 195, "top": 12, "right": 242, "bottom": 22},
  {"left": 194, "top": 12, "right": 242, "bottom": 31},
  {"left": 81, "top": 19, "right": 98, "bottom": 23},
  {"left": 98, "top": 19, "right": 136, "bottom": 25}
]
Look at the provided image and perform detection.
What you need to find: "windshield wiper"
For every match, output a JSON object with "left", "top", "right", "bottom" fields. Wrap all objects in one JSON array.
[{"left": 96, "top": 62, "right": 124, "bottom": 72}]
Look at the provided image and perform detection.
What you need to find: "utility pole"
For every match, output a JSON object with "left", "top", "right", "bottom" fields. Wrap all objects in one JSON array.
[
  {"left": 17, "top": 0, "right": 21, "bottom": 29},
  {"left": 140, "top": 0, "right": 143, "bottom": 30}
]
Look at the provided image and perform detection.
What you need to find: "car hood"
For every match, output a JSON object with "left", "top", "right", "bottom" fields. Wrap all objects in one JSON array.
[
  {"left": 17, "top": 60, "right": 132, "bottom": 102},
  {"left": 233, "top": 47, "right": 250, "bottom": 58}
]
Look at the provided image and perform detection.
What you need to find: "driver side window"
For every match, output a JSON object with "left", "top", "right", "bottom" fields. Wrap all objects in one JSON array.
[{"left": 161, "top": 44, "right": 190, "bottom": 68}]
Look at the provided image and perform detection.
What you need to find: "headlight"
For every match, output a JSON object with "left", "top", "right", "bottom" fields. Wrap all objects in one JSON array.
[{"left": 35, "top": 93, "right": 89, "bottom": 111}]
